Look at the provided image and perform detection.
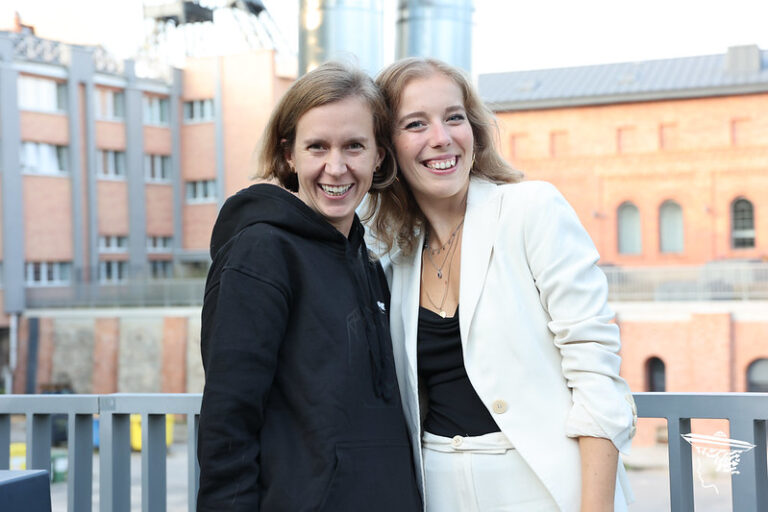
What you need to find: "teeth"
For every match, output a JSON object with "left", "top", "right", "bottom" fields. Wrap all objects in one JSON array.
[
  {"left": 320, "top": 184, "right": 352, "bottom": 196},
  {"left": 425, "top": 157, "right": 456, "bottom": 170}
]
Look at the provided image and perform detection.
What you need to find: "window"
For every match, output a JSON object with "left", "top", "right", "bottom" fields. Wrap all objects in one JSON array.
[
  {"left": 97, "top": 150, "right": 126, "bottom": 178},
  {"left": 143, "top": 96, "right": 170, "bottom": 125},
  {"left": 617, "top": 202, "right": 642, "bottom": 254},
  {"left": 144, "top": 154, "right": 171, "bottom": 182},
  {"left": 25, "top": 262, "right": 72, "bottom": 286},
  {"left": 658, "top": 123, "right": 678, "bottom": 150},
  {"left": 616, "top": 126, "right": 636, "bottom": 154},
  {"left": 150, "top": 260, "right": 173, "bottom": 279},
  {"left": 99, "top": 261, "right": 127, "bottom": 283},
  {"left": 659, "top": 200, "right": 684, "bottom": 253},
  {"left": 20, "top": 142, "right": 69, "bottom": 174},
  {"left": 646, "top": 357, "right": 666, "bottom": 392},
  {"left": 95, "top": 89, "right": 125, "bottom": 120},
  {"left": 747, "top": 359, "right": 768, "bottom": 392},
  {"left": 18, "top": 76, "right": 66, "bottom": 112},
  {"left": 186, "top": 179, "right": 217, "bottom": 203},
  {"left": 183, "top": 99, "right": 214, "bottom": 122},
  {"left": 731, "top": 198, "right": 755, "bottom": 248},
  {"left": 147, "top": 236, "right": 173, "bottom": 253},
  {"left": 98, "top": 235, "right": 128, "bottom": 253},
  {"left": 549, "top": 131, "right": 568, "bottom": 157}
]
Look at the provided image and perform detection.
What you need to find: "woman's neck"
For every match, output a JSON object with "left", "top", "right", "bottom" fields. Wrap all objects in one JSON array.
[{"left": 416, "top": 188, "right": 469, "bottom": 249}]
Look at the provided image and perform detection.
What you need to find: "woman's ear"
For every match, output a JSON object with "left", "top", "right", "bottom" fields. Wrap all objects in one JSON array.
[
  {"left": 282, "top": 138, "right": 295, "bottom": 172},
  {"left": 376, "top": 146, "right": 385, "bottom": 170}
]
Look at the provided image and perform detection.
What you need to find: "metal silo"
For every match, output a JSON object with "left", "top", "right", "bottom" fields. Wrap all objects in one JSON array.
[
  {"left": 299, "top": 0, "right": 384, "bottom": 76},
  {"left": 396, "top": 0, "right": 474, "bottom": 72}
]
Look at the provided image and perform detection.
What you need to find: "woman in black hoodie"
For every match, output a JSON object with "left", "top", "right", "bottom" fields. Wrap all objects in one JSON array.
[{"left": 196, "top": 62, "right": 422, "bottom": 512}]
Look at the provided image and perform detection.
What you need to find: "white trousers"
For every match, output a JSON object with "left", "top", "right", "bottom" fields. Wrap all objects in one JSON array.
[{"left": 422, "top": 431, "right": 560, "bottom": 512}]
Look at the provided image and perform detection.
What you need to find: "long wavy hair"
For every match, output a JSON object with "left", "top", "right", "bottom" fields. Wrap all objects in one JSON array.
[{"left": 370, "top": 58, "right": 523, "bottom": 256}]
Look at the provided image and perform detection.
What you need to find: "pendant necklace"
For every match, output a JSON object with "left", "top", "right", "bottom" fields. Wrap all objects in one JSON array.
[
  {"left": 424, "top": 218, "right": 464, "bottom": 279},
  {"left": 422, "top": 224, "right": 461, "bottom": 318}
]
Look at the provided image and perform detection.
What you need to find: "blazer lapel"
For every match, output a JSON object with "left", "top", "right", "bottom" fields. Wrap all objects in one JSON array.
[
  {"left": 397, "top": 231, "right": 425, "bottom": 382},
  {"left": 459, "top": 178, "right": 502, "bottom": 345}
]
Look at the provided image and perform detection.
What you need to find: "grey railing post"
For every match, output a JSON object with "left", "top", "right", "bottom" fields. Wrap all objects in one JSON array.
[
  {"left": 68, "top": 413, "right": 94, "bottom": 512},
  {"left": 0, "top": 414, "right": 9, "bottom": 468},
  {"left": 99, "top": 396, "right": 132, "bottom": 512},
  {"left": 141, "top": 413, "right": 167, "bottom": 512},
  {"left": 187, "top": 413, "right": 199, "bottom": 512},
  {"left": 730, "top": 418, "right": 768, "bottom": 511},
  {"left": 667, "top": 417, "right": 694, "bottom": 511},
  {"left": 27, "top": 413, "right": 52, "bottom": 470}
]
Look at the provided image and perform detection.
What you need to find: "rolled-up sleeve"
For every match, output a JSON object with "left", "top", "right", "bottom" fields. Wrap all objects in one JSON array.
[{"left": 522, "top": 181, "right": 636, "bottom": 454}]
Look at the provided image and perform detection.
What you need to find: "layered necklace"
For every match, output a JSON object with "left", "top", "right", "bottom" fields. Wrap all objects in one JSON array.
[{"left": 421, "top": 218, "right": 464, "bottom": 318}]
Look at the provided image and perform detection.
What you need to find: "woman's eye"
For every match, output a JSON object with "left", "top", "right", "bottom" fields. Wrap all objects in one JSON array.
[
  {"left": 307, "top": 143, "right": 324, "bottom": 151},
  {"left": 348, "top": 142, "right": 364, "bottom": 150},
  {"left": 404, "top": 120, "right": 425, "bottom": 130},
  {"left": 447, "top": 113, "right": 466, "bottom": 122}
]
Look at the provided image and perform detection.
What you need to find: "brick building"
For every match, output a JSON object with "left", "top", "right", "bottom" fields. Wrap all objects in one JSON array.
[{"left": 479, "top": 45, "right": 768, "bottom": 444}]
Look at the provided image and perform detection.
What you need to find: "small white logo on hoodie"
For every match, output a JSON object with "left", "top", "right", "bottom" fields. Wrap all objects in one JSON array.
[{"left": 377, "top": 301, "right": 386, "bottom": 313}]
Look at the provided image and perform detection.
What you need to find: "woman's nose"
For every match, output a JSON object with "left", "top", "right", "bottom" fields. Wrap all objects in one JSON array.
[{"left": 429, "top": 123, "right": 452, "bottom": 147}]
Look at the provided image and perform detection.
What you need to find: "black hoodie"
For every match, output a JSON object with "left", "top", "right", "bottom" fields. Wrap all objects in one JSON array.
[{"left": 197, "top": 184, "right": 421, "bottom": 512}]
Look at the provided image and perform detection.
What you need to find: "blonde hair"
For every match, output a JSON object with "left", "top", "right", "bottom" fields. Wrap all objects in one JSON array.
[
  {"left": 254, "top": 61, "right": 396, "bottom": 194},
  {"left": 372, "top": 58, "right": 523, "bottom": 255}
]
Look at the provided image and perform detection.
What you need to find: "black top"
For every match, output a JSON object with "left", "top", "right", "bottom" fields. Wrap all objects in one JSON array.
[
  {"left": 197, "top": 184, "right": 421, "bottom": 512},
  {"left": 417, "top": 305, "right": 500, "bottom": 437}
]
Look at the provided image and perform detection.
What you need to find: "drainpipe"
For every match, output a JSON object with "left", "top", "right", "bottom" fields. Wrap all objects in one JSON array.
[{"left": 5, "top": 313, "right": 18, "bottom": 394}]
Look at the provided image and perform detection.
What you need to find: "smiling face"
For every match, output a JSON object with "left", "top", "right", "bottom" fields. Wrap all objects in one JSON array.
[
  {"left": 287, "top": 95, "right": 383, "bottom": 236},
  {"left": 393, "top": 72, "right": 474, "bottom": 208}
]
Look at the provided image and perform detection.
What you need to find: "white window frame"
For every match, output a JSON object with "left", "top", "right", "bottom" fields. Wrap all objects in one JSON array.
[
  {"left": 659, "top": 200, "right": 684, "bottom": 254},
  {"left": 18, "top": 76, "right": 67, "bottom": 113},
  {"left": 183, "top": 99, "right": 214, "bottom": 123},
  {"left": 150, "top": 260, "right": 173, "bottom": 279},
  {"left": 99, "top": 260, "right": 127, "bottom": 283},
  {"left": 98, "top": 235, "right": 128, "bottom": 253},
  {"left": 96, "top": 150, "right": 127, "bottom": 179},
  {"left": 143, "top": 96, "right": 170, "bottom": 125},
  {"left": 617, "top": 202, "right": 642, "bottom": 255},
  {"left": 144, "top": 154, "right": 171, "bottom": 183},
  {"left": 186, "top": 179, "right": 217, "bottom": 203},
  {"left": 20, "top": 142, "right": 69, "bottom": 175},
  {"left": 24, "top": 261, "right": 72, "bottom": 287},
  {"left": 95, "top": 89, "right": 125, "bottom": 120},
  {"left": 147, "top": 236, "right": 173, "bottom": 253}
]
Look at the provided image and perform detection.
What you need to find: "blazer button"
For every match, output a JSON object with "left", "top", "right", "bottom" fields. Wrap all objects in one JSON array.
[
  {"left": 492, "top": 400, "right": 508, "bottom": 414},
  {"left": 451, "top": 435, "right": 463, "bottom": 448}
]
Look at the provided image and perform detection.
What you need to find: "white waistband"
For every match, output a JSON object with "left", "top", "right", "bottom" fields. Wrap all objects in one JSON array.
[{"left": 422, "top": 431, "right": 515, "bottom": 453}]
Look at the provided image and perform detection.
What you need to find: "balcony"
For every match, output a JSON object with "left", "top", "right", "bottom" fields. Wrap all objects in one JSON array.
[
  {"left": 20, "top": 263, "right": 768, "bottom": 309},
  {"left": 1, "top": 392, "right": 767, "bottom": 511}
]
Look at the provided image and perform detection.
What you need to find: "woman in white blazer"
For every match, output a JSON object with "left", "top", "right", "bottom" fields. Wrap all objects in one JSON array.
[{"left": 368, "top": 58, "right": 637, "bottom": 511}]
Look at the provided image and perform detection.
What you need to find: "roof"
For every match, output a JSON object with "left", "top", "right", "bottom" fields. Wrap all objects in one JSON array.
[{"left": 478, "top": 45, "right": 768, "bottom": 111}]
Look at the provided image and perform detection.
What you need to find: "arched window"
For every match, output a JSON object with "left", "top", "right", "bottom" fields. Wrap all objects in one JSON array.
[
  {"left": 747, "top": 359, "right": 768, "bottom": 392},
  {"left": 659, "top": 200, "right": 684, "bottom": 253},
  {"left": 646, "top": 357, "right": 666, "bottom": 392},
  {"left": 618, "top": 202, "right": 642, "bottom": 254},
  {"left": 731, "top": 198, "right": 755, "bottom": 248}
]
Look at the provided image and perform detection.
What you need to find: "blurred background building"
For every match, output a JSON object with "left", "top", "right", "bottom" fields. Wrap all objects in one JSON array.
[{"left": 0, "top": 0, "right": 766, "bottom": 447}]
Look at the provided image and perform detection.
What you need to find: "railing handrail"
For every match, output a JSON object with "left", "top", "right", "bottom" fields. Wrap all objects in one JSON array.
[{"left": 1, "top": 392, "right": 767, "bottom": 511}]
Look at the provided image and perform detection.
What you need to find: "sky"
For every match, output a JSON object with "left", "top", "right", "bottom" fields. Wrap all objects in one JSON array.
[{"left": 2, "top": 0, "right": 768, "bottom": 77}]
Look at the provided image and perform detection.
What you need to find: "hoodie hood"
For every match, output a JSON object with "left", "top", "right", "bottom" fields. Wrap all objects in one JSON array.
[{"left": 210, "top": 183, "right": 364, "bottom": 260}]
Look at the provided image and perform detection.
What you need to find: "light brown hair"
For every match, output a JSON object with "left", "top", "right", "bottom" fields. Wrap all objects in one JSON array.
[
  {"left": 254, "top": 61, "right": 396, "bottom": 195},
  {"left": 372, "top": 57, "right": 523, "bottom": 255}
]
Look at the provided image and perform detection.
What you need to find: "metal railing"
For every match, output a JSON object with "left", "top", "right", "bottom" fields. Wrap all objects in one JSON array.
[
  {"left": 603, "top": 262, "right": 768, "bottom": 301},
  {"left": 634, "top": 393, "right": 768, "bottom": 511},
  {"left": 1, "top": 393, "right": 767, "bottom": 511},
  {"left": 0, "top": 394, "right": 201, "bottom": 512},
  {"left": 21, "top": 263, "right": 768, "bottom": 309},
  {"left": 25, "top": 280, "right": 206, "bottom": 308}
]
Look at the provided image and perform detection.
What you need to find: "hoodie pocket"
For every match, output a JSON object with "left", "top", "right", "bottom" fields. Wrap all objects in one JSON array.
[{"left": 318, "top": 441, "right": 421, "bottom": 512}]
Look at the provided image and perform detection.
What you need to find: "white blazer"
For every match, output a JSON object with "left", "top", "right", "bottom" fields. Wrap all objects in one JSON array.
[{"left": 381, "top": 178, "right": 636, "bottom": 512}]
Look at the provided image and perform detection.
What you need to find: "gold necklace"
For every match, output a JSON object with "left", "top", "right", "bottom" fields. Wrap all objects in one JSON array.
[
  {"left": 421, "top": 227, "right": 461, "bottom": 318},
  {"left": 424, "top": 219, "right": 464, "bottom": 279}
]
